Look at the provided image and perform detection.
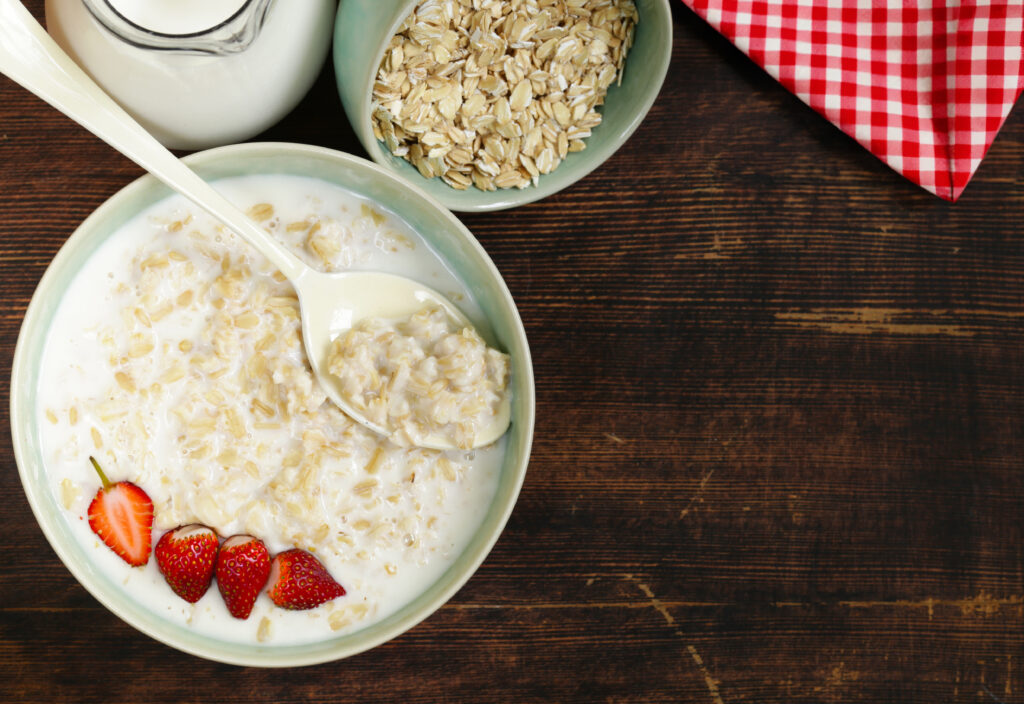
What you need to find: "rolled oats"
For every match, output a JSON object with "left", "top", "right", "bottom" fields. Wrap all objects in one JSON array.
[{"left": 371, "top": 0, "right": 638, "bottom": 191}]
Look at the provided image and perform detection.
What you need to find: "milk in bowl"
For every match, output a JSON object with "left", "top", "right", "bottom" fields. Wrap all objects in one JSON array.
[{"left": 34, "top": 170, "right": 511, "bottom": 649}]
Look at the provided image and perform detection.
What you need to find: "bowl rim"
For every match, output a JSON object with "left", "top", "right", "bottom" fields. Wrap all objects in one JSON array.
[
  {"left": 10, "top": 141, "right": 535, "bottom": 667},
  {"left": 336, "top": 0, "right": 675, "bottom": 212}
]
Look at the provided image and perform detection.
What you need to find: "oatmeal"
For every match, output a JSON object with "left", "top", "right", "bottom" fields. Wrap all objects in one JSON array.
[
  {"left": 37, "top": 175, "right": 505, "bottom": 645},
  {"left": 328, "top": 305, "right": 510, "bottom": 449},
  {"left": 371, "top": 0, "right": 638, "bottom": 191}
]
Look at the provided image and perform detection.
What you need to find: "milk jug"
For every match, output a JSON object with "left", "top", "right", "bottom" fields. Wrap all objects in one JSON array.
[{"left": 45, "top": 0, "right": 336, "bottom": 149}]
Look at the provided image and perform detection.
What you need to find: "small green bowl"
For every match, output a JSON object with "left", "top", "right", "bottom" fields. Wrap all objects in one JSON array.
[
  {"left": 10, "top": 142, "right": 535, "bottom": 666},
  {"left": 333, "top": 0, "right": 673, "bottom": 212}
]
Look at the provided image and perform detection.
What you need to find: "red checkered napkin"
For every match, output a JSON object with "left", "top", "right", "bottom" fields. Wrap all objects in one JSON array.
[{"left": 683, "top": 0, "right": 1024, "bottom": 200}]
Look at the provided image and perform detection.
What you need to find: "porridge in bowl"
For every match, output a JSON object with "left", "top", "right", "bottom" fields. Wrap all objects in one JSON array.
[{"left": 38, "top": 173, "right": 508, "bottom": 646}]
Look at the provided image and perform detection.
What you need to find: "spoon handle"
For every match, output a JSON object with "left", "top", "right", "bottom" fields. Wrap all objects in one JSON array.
[{"left": 0, "top": 0, "right": 307, "bottom": 281}]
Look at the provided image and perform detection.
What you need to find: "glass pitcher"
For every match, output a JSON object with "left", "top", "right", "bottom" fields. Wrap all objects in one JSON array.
[{"left": 44, "top": 0, "right": 336, "bottom": 150}]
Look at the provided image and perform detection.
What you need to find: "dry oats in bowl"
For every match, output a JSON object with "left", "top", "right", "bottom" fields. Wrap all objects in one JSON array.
[
  {"left": 11, "top": 142, "right": 534, "bottom": 666},
  {"left": 334, "top": 0, "right": 674, "bottom": 212}
]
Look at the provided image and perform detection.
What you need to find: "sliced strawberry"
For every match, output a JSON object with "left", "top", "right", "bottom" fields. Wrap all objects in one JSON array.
[
  {"left": 86, "top": 456, "right": 153, "bottom": 567},
  {"left": 155, "top": 524, "right": 219, "bottom": 603},
  {"left": 216, "top": 535, "right": 271, "bottom": 620},
  {"left": 267, "top": 549, "right": 346, "bottom": 610}
]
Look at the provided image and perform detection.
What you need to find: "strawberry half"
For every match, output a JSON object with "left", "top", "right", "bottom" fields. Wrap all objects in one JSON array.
[
  {"left": 86, "top": 456, "right": 154, "bottom": 567},
  {"left": 216, "top": 535, "right": 271, "bottom": 620},
  {"left": 155, "top": 524, "right": 219, "bottom": 603},
  {"left": 267, "top": 549, "right": 346, "bottom": 610}
]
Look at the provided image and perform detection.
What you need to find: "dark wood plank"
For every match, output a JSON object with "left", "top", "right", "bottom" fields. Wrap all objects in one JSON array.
[{"left": 1, "top": 1, "right": 1023, "bottom": 702}]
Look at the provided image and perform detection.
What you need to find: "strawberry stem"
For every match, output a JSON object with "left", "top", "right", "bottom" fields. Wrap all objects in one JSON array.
[{"left": 88, "top": 456, "right": 112, "bottom": 490}]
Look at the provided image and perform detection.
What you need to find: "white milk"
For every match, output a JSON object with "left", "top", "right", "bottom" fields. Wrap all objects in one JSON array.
[
  {"left": 44, "top": 0, "right": 335, "bottom": 149},
  {"left": 107, "top": 0, "right": 247, "bottom": 34},
  {"left": 38, "top": 175, "right": 505, "bottom": 646}
]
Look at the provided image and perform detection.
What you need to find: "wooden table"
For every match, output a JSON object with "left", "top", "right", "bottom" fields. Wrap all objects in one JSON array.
[{"left": 2, "top": 2, "right": 1023, "bottom": 701}]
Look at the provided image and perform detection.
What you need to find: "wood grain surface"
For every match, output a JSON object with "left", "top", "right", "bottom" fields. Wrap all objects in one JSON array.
[{"left": 2, "top": 2, "right": 1024, "bottom": 702}]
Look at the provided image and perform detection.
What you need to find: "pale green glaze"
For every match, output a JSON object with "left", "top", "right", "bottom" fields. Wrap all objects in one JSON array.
[
  {"left": 10, "top": 143, "right": 535, "bottom": 667},
  {"left": 334, "top": 0, "right": 674, "bottom": 212}
]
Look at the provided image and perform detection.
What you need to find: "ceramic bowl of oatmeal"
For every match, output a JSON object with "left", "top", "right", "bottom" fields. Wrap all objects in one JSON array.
[
  {"left": 11, "top": 142, "right": 534, "bottom": 666},
  {"left": 333, "top": 0, "right": 673, "bottom": 212}
]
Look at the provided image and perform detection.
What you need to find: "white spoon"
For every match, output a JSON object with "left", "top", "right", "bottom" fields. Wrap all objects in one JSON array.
[{"left": 0, "top": 0, "right": 511, "bottom": 450}]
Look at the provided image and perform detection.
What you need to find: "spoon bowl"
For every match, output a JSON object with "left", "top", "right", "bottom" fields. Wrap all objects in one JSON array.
[
  {"left": 0, "top": 0, "right": 510, "bottom": 450},
  {"left": 297, "top": 269, "right": 512, "bottom": 449}
]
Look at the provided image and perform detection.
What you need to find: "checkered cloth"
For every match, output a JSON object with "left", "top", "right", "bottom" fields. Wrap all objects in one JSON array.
[{"left": 683, "top": 0, "right": 1024, "bottom": 200}]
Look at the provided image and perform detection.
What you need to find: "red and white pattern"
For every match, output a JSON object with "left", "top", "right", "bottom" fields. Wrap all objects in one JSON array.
[{"left": 683, "top": 0, "right": 1024, "bottom": 200}]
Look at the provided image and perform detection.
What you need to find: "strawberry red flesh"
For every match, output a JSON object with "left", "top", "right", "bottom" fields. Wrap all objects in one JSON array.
[
  {"left": 86, "top": 456, "right": 153, "bottom": 567},
  {"left": 155, "top": 524, "right": 219, "bottom": 603},
  {"left": 267, "top": 549, "right": 346, "bottom": 610},
  {"left": 216, "top": 535, "right": 271, "bottom": 620}
]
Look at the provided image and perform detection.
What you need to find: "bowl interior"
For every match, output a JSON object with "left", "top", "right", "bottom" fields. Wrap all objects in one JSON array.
[
  {"left": 11, "top": 142, "right": 534, "bottom": 666},
  {"left": 334, "top": 0, "right": 673, "bottom": 212}
]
